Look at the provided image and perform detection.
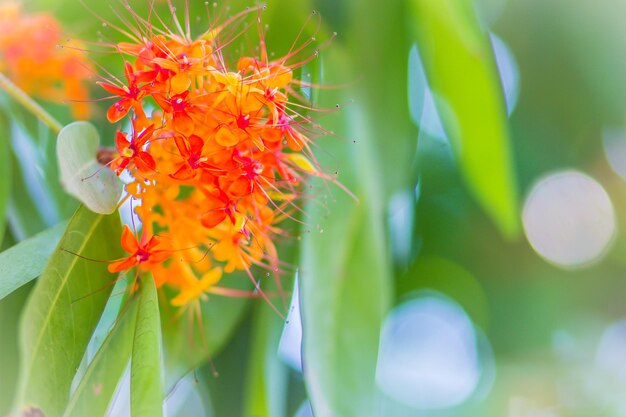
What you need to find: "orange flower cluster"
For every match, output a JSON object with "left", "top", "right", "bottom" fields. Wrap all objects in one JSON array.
[
  {"left": 0, "top": 2, "right": 92, "bottom": 119},
  {"left": 100, "top": 7, "right": 327, "bottom": 308}
]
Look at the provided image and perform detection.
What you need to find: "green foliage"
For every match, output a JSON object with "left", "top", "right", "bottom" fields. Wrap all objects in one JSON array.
[
  {"left": 411, "top": 0, "right": 519, "bottom": 237},
  {"left": 0, "top": 283, "right": 32, "bottom": 416},
  {"left": 299, "top": 47, "right": 392, "bottom": 417},
  {"left": 201, "top": 318, "right": 253, "bottom": 417},
  {"left": 160, "top": 276, "right": 252, "bottom": 386},
  {"left": 242, "top": 302, "right": 289, "bottom": 417},
  {"left": 13, "top": 206, "right": 122, "bottom": 417},
  {"left": 347, "top": 0, "right": 418, "bottom": 194},
  {"left": 63, "top": 297, "right": 138, "bottom": 417},
  {"left": 0, "top": 221, "right": 67, "bottom": 300},
  {"left": 6, "top": 151, "right": 49, "bottom": 239},
  {"left": 8, "top": 107, "right": 78, "bottom": 227},
  {"left": 0, "top": 113, "right": 11, "bottom": 244},
  {"left": 131, "top": 276, "right": 164, "bottom": 417}
]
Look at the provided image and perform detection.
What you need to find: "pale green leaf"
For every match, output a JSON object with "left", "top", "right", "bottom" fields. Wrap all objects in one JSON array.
[
  {"left": 57, "top": 122, "right": 122, "bottom": 215},
  {"left": 299, "top": 47, "right": 392, "bottom": 417},
  {"left": 7, "top": 151, "right": 48, "bottom": 240},
  {"left": 0, "top": 221, "right": 67, "bottom": 300},
  {"left": 14, "top": 206, "right": 123, "bottom": 417},
  {"left": 9, "top": 115, "right": 75, "bottom": 228},
  {"left": 63, "top": 297, "right": 139, "bottom": 417},
  {"left": 0, "top": 283, "right": 32, "bottom": 416},
  {"left": 347, "top": 0, "right": 418, "bottom": 195},
  {"left": 131, "top": 276, "right": 163, "bottom": 417},
  {"left": 411, "top": 0, "right": 519, "bottom": 237}
]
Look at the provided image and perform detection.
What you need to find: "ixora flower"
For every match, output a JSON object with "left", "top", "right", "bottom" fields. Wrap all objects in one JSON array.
[
  {"left": 91, "top": 3, "right": 338, "bottom": 311},
  {"left": 0, "top": 2, "right": 92, "bottom": 119}
]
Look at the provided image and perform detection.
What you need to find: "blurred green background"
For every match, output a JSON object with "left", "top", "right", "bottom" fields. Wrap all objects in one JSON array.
[{"left": 3, "top": 0, "right": 626, "bottom": 416}]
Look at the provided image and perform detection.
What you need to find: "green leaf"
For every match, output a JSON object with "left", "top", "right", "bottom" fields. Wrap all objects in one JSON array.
[
  {"left": 57, "top": 122, "right": 122, "bottom": 215},
  {"left": 7, "top": 151, "right": 49, "bottom": 240},
  {"left": 160, "top": 275, "right": 252, "bottom": 386},
  {"left": 263, "top": 0, "right": 314, "bottom": 51},
  {"left": 243, "top": 302, "right": 289, "bottom": 417},
  {"left": 131, "top": 276, "right": 164, "bottom": 417},
  {"left": 0, "top": 113, "right": 11, "bottom": 244},
  {"left": 0, "top": 221, "right": 67, "bottom": 300},
  {"left": 299, "top": 47, "right": 392, "bottom": 417},
  {"left": 346, "top": 0, "right": 418, "bottom": 195},
  {"left": 410, "top": 0, "right": 519, "bottom": 237},
  {"left": 9, "top": 115, "right": 75, "bottom": 227},
  {"left": 201, "top": 316, "right": 253, "bottom": 417},
  {"left": 0, "top": 283, "right": 32, "bottom": 416},
  {"left": 63, "top": 297, "right": 139, "bottom": 417},
  {"left": 38, "top": 121, "right": 80, "bottom": 219},
  {"left": 14, "top": 206, "right": 123, "bottom": 417}
]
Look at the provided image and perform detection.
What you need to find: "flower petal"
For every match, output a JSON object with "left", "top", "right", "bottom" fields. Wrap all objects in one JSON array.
[
  {"left": 215, "top": 127, "right": 239, "bottom": 147},
  {"left": 201, "top": 210, "right": 227, "bottom": 228},
  {"left": 120, "top": 225, "right": 139, "bottom": 254},
  {"left": 108, "top": 256, "right": 136, "bottom": 273}
]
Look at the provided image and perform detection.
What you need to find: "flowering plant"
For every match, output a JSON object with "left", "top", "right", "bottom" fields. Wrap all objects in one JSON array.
[{"left": 0, "top": 0, "right": 530, "bottom": 416}]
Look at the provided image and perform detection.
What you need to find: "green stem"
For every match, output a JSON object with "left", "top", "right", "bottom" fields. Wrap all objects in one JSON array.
[{"left": 0, "top": 72, "right": 63, "bottom": 135}]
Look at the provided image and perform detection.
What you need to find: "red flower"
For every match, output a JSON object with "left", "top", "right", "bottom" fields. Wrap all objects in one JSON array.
[
  {"left": 108, "top": 225, "right": 172, "bottom": 273},
  {"left": 153, "top": 91, "right": 202, "bottom": 136},
  {"left": 98, "top": 61, "right": 148, "bottom": 123},
  {"left": 110, "top": 124, "right": 156, "bottom": 175},
  {"left": 170, "top": 135, "right": 215, "bottom": 180}
]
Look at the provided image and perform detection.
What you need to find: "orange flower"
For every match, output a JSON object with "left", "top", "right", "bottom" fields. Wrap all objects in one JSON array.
[
  {"left": 93, "top": 4, "right": 334, "bottom": 309},
  {"left": 153, "top": 90, "right": 204, "bottom": 136},
  {"left": 110, "top": 124, "right": 156, "bottom": 175},
  {"left": 108, "top": 225, "right": 172, "bottom": 274},
  {"left": 0, "top": 2, "right": 93, "bottom": 118},
  {"left": 169, "top": 135, "right": 215, "bottom": 180},
  {"left": 97, "top": 61, "right": 149, "bottom": 123}
]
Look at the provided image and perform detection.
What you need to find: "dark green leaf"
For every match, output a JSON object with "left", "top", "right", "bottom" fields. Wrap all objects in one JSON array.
[
  {"left": 160, "top": 275, "right": 252, "bottom": 386},
  {"left": 131, "top": 276, "right": 164, "bottom": 417},
  {"left": 201, "top": 316, "right": 253, "bottom": 417},
  {"left": 0, "top": 221, "right": 67, "bottom": 300},
  {"left": 411, "top": 0, "right": 519, "bottom": 237},
  {"left": 63, "top": 297, "right": 139, "bottom": 417},
  {"left": 14, "top": 206, "right": 123, "bottom": 417}
]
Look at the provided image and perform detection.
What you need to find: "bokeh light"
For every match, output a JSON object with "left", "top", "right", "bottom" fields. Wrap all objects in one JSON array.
[
  {"left": 388, "top": 190, "right": 417, "bottom": 267},
  {"left": 522, "top": 170, "right": 616, "bottom": 268},
  {"left": 602, "top": 128, "right": 626, "bottom": 181},
  {"left": 376, "top": 291, "right": 492, "bottom": 410}
]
